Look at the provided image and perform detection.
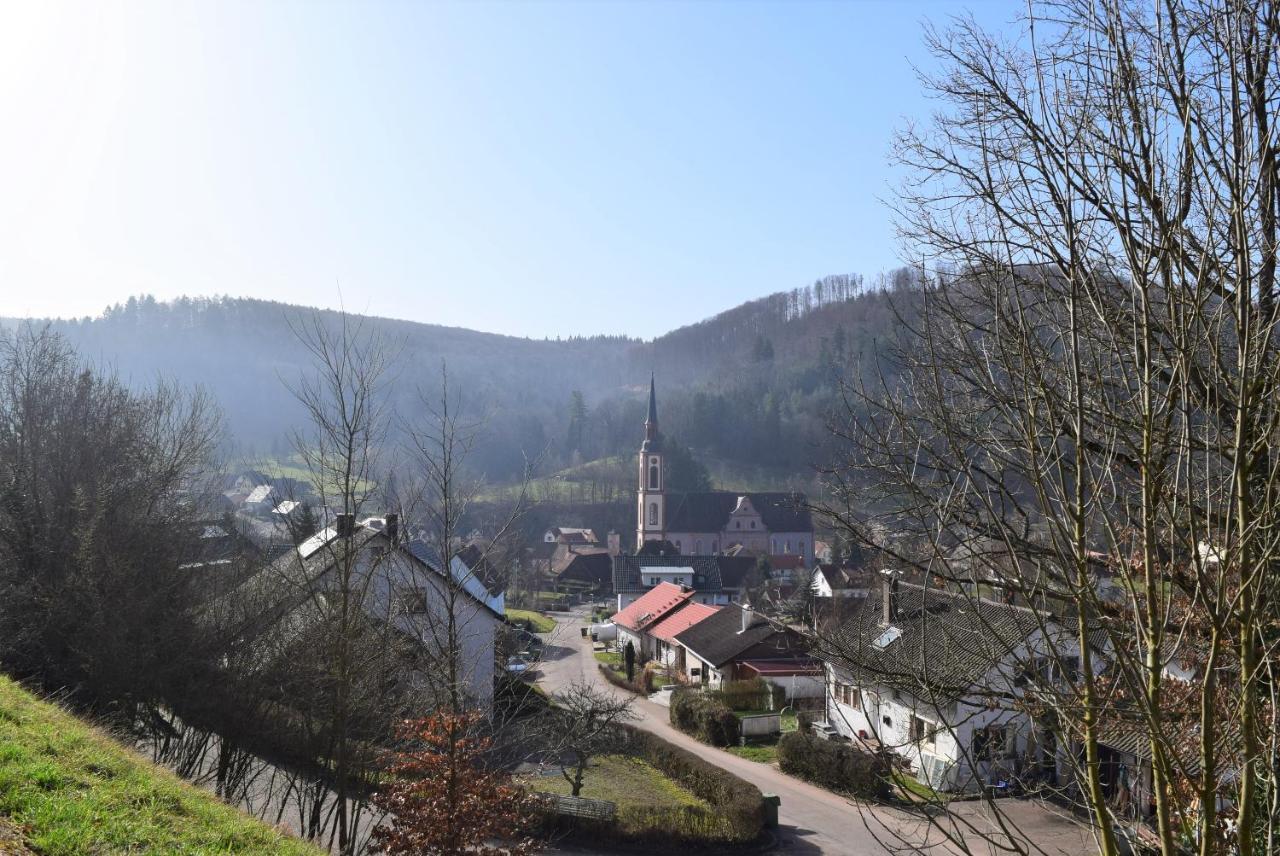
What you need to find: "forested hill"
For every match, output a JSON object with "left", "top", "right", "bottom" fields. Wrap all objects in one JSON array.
[{"left": 4, "top": 271, "right": 918, "bottom": 487}]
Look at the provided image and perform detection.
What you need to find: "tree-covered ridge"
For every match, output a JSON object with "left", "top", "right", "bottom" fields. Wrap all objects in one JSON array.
[{"left": 17, "top": 271, "right": 917, "bottom": 487}]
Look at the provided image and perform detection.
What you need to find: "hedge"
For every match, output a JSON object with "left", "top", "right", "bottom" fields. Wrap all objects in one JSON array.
[
  {"left": 711, "top": 677, "right": 785, "bottom": 712},
  {"left": 597, "top": 663, "right": 646, "bottom": 694},
  {"left": 669, "top": 689, "right": 740, "bottom": 747},
  {"left": 776, "top": 731, "right": 892, "bottom": 800},
  {"left": 539, "top": 725, "right": 764, "bottom": 847}
]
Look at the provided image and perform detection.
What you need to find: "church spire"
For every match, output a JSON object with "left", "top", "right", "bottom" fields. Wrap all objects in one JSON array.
[{"left": 646, "top": 373, "right": 658, "bottom": 427}]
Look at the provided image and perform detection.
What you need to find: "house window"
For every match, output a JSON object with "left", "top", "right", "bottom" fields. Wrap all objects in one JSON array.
[
  {"left": 785, "top": 540, "right": 791, "bottom": 553},
  {"left": 834, "top": 682, "right": 860, "bottom": 709},
  {"left": 910, "top": 715, "right": 937, "bottom": 747},
  {"left": 648, "top": 502, "right": 658, "bottom": 526},
  {"left": 648, "top": 458, "right": 660, "bottom": 489},
  {"left": 695, "top": 540, "right": 702, "bottom": 553},
  {"left": 972, "top": 725, "right": 1011, "bottom": 760},
  {"left": 676, "top": 540, "right": 682, "bottom": 552}
]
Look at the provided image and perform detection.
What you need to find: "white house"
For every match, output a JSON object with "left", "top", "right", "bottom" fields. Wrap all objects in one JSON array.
[
  {"left": 819, "top": 573, "right": 1089, "bottom": 793},
  {"left": 224, "top": 514, "right": 504, "bottom": 709}
]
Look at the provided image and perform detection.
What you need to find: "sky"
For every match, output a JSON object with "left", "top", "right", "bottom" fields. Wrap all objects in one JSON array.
[{"left": 0, "top": 0, "right": 1017, "bottom": 339}]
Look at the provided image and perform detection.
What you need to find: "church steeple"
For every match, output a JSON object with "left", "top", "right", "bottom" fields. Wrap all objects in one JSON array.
[
  {"left": 643, "top": 373, "right": 660, "bottom": 448},
  {"left": 637, "top": 375, "right": 665, "bottom": 546}
]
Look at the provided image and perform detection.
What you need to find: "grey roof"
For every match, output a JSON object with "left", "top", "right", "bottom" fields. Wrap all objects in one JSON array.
[
  {"left": 818, "top": 583, "right": 1048, "bottom": 698},
  {"left": 646, "top": 374, "right": 658, "bottom": 425},
  {"left": 665, "top": 492, "right": 812, "bottom": 533},
  {"left": 556, "top": 552, "right": 613, "bottom": 587},
  {"left": 613, "top": 554, "right": 725, "bottom": 594},
  {"left": 674, "top": 603, "right": 806, "bottom": 668}
]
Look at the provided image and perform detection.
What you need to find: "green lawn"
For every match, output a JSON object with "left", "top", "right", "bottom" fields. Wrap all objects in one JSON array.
[
  {"left": 0, "top": 675, "right": 324, "bottom": 856},
  {"left": 530, "top": 755, "right": 707, "bottom": 812},
  {"left": 506, "top": 609, "right": 557, "bottom": 633},
  {"left": 593, "top": 651, "right": 622, "bottom": 666},
  {"left": 726, "top": 744, "right": 778, "bottom": 764},
  {"left": 892, "top": 769, "right": 951, "bottom": 804}
]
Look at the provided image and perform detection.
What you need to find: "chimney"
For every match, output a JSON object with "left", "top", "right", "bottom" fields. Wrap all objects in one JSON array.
[
  {"left": 607, "top": 530, "right": 621, "bottom": 557},
  {"left": 740, "top": 604, "right": 753, "bottom": 634},
  {"left": 336, "top": 513, "right": 355, "bottom": 539},
  {"left": 384, "top": 513, "right": 399, "bottom": 544},
  {"left": 881, "top": 568, "right": 901, "bottom": 625}
]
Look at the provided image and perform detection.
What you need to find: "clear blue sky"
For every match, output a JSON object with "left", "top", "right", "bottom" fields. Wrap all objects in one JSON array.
[{"left": 0, "top": 0, "right": 1015, "bottom": 339}]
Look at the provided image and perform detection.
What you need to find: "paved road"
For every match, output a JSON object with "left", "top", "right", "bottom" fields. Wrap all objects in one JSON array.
[{"left": 536, "top": 606, "right": 1097, "bottom": 856}]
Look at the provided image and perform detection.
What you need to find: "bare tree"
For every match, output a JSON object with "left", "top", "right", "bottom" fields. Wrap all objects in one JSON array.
[
  {"left": 815, "top": 3, "right": 1280, "bottom": 855},
  {"left": 543, "top": 680, "right": 636, "bottom": 797}
]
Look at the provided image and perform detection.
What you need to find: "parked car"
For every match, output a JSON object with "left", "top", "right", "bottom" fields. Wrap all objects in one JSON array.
[{"left": 505, "top": 656, "right": 530, "bottom": 675}]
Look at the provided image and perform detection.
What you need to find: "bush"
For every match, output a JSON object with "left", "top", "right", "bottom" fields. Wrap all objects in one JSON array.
[
  {"left": 776, "top": 732, "right": 891, "bottom": 800},
  {"left": 797, "top": 709, "right": 817, "bottom": 734},
  {"left": 712, "top": 677, "right": 785, "bottom": 712},
  {"left": 669, "top": 689, "right": 741, "bottom": 747},
  {"left": 597, "top": 663, "right": 644, "bottom": 694}
]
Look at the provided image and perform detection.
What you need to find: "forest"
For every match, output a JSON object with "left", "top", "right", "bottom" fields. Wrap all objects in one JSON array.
[{"left": 3, "top": 268, "right": 920, "bottom": 491}]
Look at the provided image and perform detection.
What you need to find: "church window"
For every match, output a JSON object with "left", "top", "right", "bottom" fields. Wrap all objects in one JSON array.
[
  {"left": 648, "top": 503, "right": 658, "bottom": 526},
  {"left": 785, "top": 540, "right": 791, "bottom": 553},
  {"left": 648, "top": 458, "right": 659, "bottom": 489},
  {"left": 695, "top": 540, "right": 702, "bottom": 553},
  {"left": 735, "top": 520, "right": 741, "bottom": 530},
  {"left": 750, "top": 520, "right": 756, "bottom": 529}
]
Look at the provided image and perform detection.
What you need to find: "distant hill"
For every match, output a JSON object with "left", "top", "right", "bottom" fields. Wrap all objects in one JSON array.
[{"left": 10, "top": 272, "right": 918, "bottom": 487}]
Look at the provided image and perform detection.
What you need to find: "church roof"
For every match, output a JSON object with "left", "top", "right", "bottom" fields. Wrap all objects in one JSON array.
[
  {"left": 646, "top": 374, "right": 658, "bottom": 424},
  {"left": 665, "top": 492, "right": 812, "bottom": 533}
]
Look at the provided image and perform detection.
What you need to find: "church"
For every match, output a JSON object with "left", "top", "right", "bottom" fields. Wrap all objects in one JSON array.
[{"left": 634, "top": 378, "right": 814, "bottom": 564}]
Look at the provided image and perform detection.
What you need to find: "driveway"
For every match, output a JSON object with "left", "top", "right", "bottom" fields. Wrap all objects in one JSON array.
[{"left": 536, "top": 606, "right": 1097, "bottom": 856}]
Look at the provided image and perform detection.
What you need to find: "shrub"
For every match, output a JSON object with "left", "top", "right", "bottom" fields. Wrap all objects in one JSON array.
[
  {"left": 669, "top": 689, "right": 740, "bottom": 747},
  {"left": 776, "top": 732, "right": 891, "bottom": 800},
  {"left": 712, "top": 678, "right": 784, "bottom": 711},
  {"left": 597, "top": 663, "right": 644, "bottom": 694},
  {"left": 797, "top": 709, "right": 817, "bottom": 734}
]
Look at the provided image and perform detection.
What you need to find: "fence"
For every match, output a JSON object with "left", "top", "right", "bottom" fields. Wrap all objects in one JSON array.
[{"left": 740, "top": 713, "right": 782, "bottom": 738}]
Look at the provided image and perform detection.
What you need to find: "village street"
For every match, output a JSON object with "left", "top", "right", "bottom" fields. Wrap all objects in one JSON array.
[{"left": 536, "top": 605, "right": 1098, "bottom": 856}]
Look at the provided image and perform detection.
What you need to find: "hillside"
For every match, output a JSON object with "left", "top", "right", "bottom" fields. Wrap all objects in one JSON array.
[
  {"left": 7, "top": 271, "right": 918, "bottom": 488},
  {"left": 0, "top": 674, "right": 323, "bottom": 856}
]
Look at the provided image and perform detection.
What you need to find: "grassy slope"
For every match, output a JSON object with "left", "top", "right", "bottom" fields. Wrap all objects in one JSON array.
[
  {"left": 0, "top": 675, "right": 323, "bottom": 856},
  {"left": 505, "top": 609, "right": 557, "bottom": 633}
]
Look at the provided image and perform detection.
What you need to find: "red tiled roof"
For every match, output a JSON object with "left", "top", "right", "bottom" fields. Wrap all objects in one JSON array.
[
  {"left": 611, "top": 582, "right": 693, "bottom": 632},
  {"left": 647, "top": 602, "right": 721, "bottom": 644}
]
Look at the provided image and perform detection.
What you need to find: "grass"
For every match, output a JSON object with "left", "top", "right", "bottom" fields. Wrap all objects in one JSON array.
[
  {"left": 505, "top": 609, "right": 556, "bottom": 633},
  {"left": 530, "top": 755, "right": 707, "bottom": 812},
  {"left": 892, "top": 769, "right": 951, "bottom": 804},
  {"left": 0, "top": 674, "right": 324, "bottom": 856},
  {"left": 593, "top": 651, "right": 622, "bottom": 666},
  {"left": 725, "top": 744, "right": 778, "bottom": 764}
]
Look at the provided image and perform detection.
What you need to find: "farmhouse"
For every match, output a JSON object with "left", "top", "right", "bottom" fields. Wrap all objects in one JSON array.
[
  {"left": 674, "top": 602, "right": 814, "bottom": 698},
  {"left": 818, "top": 572, "right": 1087, "bottom": 793}
]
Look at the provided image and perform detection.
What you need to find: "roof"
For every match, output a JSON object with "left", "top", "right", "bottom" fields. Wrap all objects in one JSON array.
[
  {"left": 818, "top": 582, "right": 1050, "bottom": 698},
  {"left": 244, "top": 485, "right": 273, "bottom": 504},
  {"left": 272, "top": 500, "right": 300, "bottom": 515},
  {"left": 647, "top": 602, "right": 721, "bottom": 644},
  {"left": 646, "top": 374, "right": 658, "bottom": 425},
  {"left": 665, "top": 492, "right": 812, "bottom": 533},
  {"left": 614, "top": 554, "right": 724, "bottom": 594},
  {"left": 552, "top": 527, "right": 598, "bottom": 544},
  {"left": 556, "top": 552, "right": 613, "bottom": 587},
  {"left": 739, "top": 658, "right": 823, "bottom": 677},
  {"left": 612, "top": 581, "right": 693, "bottom": 632},
  {"left": 675, "top": 603, "right": 803, "bottom": 668}
]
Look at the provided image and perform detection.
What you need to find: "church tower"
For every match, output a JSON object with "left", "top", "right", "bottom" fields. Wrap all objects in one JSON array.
[{"left": 637, "top": 375, "right": 665, "bottom": 546}]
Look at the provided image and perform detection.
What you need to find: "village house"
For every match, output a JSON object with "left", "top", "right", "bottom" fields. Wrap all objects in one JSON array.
[
  {"left": 219, "top": 513, "right": 505, "bottom": 709},
  {"left": 674, "top": 602, "right": 815, "bottom": 698},
  {"left": 612, "top": 551, "right": 755, "bottom": 609},
  {"left": 611, "top": 581, "right": 696, "bottom": 662},
  {"left": 819, "top": 572, "right": 1089, "bottom": 793},
  {"left": 810, "top": 562, "right": 873, "bottom": 599}
]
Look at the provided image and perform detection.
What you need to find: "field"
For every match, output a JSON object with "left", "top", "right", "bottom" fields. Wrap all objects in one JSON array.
[
  {"left": 506, "top": 608, "right": 557, "bottom": 633},
  {"left": 0, "top": 675, "right": 323, "bottom": 856},
  {"left": 530, "top": 755, "right": 707, "bottom": 812}
]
